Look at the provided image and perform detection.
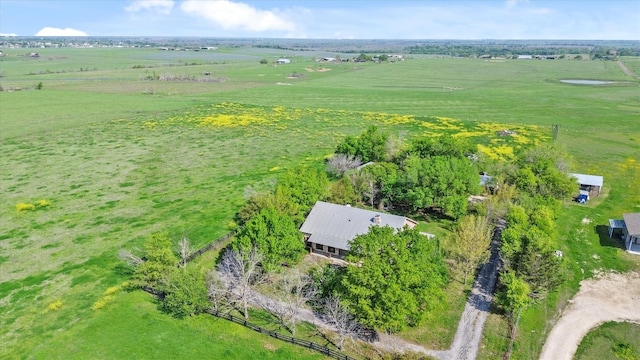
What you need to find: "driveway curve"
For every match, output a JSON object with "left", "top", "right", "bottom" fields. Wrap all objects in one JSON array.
[{"left": 540, "top": 272, "right": 640, "bottom": 360}]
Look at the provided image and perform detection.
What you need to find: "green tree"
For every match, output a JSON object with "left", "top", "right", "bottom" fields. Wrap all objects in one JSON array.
[
  {"left": 276, "top": 166, "right": 329, "bottom": 219},
  {"left": 234, "top": 207, "right": 304, "bottom": 272},
  {"left": 335, "top": 126, "right": 390, "bottom": 163},
  {"left": 236, "top": 191, "right": 300, "bottom": 226},
  {"left": 447, "top": 215, "right": 493, "bottom": 285},
  {"left": 409, "top": 135, "right": 475, "bottom": 159},
  {"left": 131, "top": 232, "right": 179, "bottom": 289},
  {"left": 496, "top": 270, "right": 532, "bottom": 360},
  {"left": 341, "top": 226, "right": 447, "bottom": 332},
  {"left": 159, "top": 267, "right": 209, "bottom": 318},
  {"left": 328, "top": 177, "right": 360, "bottom": 205},
  {"left": 393, "top": 155, "right": 480, "bottom": 218}
]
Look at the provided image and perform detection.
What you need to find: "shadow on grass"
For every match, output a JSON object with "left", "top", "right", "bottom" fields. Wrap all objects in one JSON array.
[{"left": 595, "top": 225, "right": 626, "bottom": 250}]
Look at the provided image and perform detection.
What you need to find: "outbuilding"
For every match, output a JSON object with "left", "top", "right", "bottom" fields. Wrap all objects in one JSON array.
[
  {"left": 609, "top": 213, "right": 640, "bottom": 254},
  {"left": 570, "top": 173, "right": 603, "bottom": 198},
  {"left": 276, "top": 58, "right": 291, "bottom": 64}
]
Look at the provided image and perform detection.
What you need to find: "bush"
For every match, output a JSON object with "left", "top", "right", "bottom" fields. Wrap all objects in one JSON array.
[
  {"left": 48, "top": 300, "right": 63, "bottom": 311},
  {"left": 36, "top": 199, "right": 52, "bottom": 208},
  {"left": 16, "top": 203, "right": 36, "bottom": 212}
]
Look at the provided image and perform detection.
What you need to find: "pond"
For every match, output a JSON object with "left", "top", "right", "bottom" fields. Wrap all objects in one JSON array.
[{"left": 560, "top": 79, "right": 617, "bottom": 85}]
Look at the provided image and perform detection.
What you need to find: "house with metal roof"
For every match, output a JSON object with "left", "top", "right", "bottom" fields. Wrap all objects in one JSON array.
[
  {"left": 608, "top": 213, "right": 640, "bottom": 254},
  {"left": 570, "top": 173, "right": 603, "bottom": 198},
  {"left": 299, "top": 201, "right": 417, "bottom": 259}
]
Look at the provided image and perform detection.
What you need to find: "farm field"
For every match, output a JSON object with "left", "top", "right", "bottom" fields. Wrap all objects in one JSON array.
[{"left": 1, "top": 45, "right": 640, "bottom": 359}]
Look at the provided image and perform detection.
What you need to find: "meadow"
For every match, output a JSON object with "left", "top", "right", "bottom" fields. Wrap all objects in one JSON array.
[{"left": 1, "top": 45, "right": 639, "bottom": 359}]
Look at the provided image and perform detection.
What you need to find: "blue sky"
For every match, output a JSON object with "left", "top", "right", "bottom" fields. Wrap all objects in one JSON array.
[{"left": 1, "top": 0, "right": 639, "bottom": 39}]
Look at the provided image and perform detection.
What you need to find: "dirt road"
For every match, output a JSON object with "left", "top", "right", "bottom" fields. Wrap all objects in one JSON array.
[{"left": 540, "top": 272, "right": 640, "bottom": 360}]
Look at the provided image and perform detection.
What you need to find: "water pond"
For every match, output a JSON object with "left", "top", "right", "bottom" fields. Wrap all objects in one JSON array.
[{"left": 560, "top": 79, "right": 617, "bottom": 85}]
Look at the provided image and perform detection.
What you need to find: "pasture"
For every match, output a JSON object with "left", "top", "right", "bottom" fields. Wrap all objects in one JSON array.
[{"left": 1, "top": 45, "right": 639, "bottom": 359}]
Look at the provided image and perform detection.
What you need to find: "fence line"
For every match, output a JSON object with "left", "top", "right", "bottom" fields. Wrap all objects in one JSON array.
[
  {"left": 205, "top": 309, "right": 356, "bottom": 360},
  {"left": 185, "top": 230, "right": 236, "bottom": 263}
]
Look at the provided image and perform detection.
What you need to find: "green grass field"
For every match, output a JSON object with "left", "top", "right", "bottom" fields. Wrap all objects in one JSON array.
[
  {"left": 1, "top": 46, "right": 639, "bottom": 359},
  {"left": 575, "top": 322, "right": 640, "bottom": 360}
]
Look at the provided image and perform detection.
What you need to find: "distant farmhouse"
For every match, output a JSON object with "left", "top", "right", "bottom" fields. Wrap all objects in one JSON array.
[
  {"left": 300, "top": 201, "right": 417, "bottom": 259},
  {"left": 276, "top": 58, "right": 291, "bottom": 64}
]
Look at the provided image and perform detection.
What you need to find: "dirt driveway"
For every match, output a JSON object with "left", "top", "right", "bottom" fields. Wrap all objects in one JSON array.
[{"left": 540, "top": 272, "right": 640, "bottom": 360}]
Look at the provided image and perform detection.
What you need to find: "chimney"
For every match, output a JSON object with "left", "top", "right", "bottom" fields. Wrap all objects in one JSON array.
[{"left": 373, "top": 215, "right": 382, "bottom": 224}]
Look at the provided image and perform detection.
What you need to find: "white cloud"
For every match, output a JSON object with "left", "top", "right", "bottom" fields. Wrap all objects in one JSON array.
[
  {"left": 35, "top": 27, "right": 88, "bottom": 36},
  {"left": 0, "top": 33, "right": 18, "bottom": 37},
  {"left": 180, "top": 0, "right": 296, "bottom": 32},
  {"left": 125, "top": 0, "right": 174, "bottom": 15},
  {"left": 505, "top": 0, "right": 529, "bottom": 9}
]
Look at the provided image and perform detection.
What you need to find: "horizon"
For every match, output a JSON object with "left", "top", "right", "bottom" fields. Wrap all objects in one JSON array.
[{"left": 1, "top": 0, "right": 639, "bottom": 40}]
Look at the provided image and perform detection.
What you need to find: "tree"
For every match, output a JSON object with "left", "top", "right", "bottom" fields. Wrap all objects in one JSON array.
[
  {"left": 323, "top": 295, "right": 360, "bottom": 350},
  {"left": 341, "top": 227, "right": 447, "bottom": 332},
  {"left": 206, "top": 269, "right": 228, "bottom": 313},
  {"left": 276, "top": 166, "right": 330, "bottom": 218},
  {"left": 327, "top": 177, "right": 360, "bottom": 205},
  {"left": 447, "top": 215, "right": 493, "bottom": 285},
  {"left": 233, "top": 207, "right": 304, "bottom": 272},
  {"left": 236, "top": 191, "right": 300, "bottom": 226},
  {"left": 178, "top": 236, "right": 192, "bottom": 268},
  {"left": 218, "top": 247, "right": 263, "bottom": 319},
  {"left": 159, "top": 267, "right": 209, "bottom": 318},
  {"left": 131, "top": 232, "right": 179, "bottom": 289},
  {"left": 393, "top": 155, "right": 480, "bottom": 218},
  {"left": 327, "top": 154, "right": 362, "bottom": 177},
  {"left": 409, "top": 135, "right": 475, "bottom": 159},
  {"left": 259, "top": 58, "right": 268, "bottom": 64},
  {"left": 495, "top": 271, "right": 532, "bottom": 360},
  {"left": 335, "top": 126, "right": 390, "bottom": 163},
  {"left": 262, "top": 270, "right": 316, "bottom": 335}
]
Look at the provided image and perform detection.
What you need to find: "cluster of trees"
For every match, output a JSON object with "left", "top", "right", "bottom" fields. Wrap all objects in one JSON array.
[
  {"left": 477, "top": 145, "right": 575, "bottom": 359},
  {"left": 119, "top": 126, "right": 578, "bottom": 358},
  {"left": 332, "top": 126, "right": 480, "bottom": 219},
  {"left": 234, "top": 166, "right": 330, "bottom": 272}
]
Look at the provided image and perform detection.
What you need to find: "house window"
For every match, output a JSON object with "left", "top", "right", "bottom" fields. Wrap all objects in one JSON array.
[
  {"left": 315, "top": 243, "right": 324, "bottom": 251},
  {"left": 339, "top": 249, "right": 348, "bottom": 257},
  {"left": 328, "top": 246, "right": 336, "bottom": 254}
]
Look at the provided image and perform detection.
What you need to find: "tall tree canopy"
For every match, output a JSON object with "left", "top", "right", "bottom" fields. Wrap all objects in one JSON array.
[
  {"left": 409, "top": 135, "right": 475, "bottom": 159},
  {"left": 233, "top": 207, "right": 304, "bottom": 272},
  {"left": 341, "top": 226, "right": 447, "bottom": 332},
  {"left": 392, "top": 155, "right": 480, "bottom": 218},
  {"left": 275, "top": 166, "right": 329, "bottom": 221},
  {"left": 335, "top": 126, "right": 390, "bottom": 163}
]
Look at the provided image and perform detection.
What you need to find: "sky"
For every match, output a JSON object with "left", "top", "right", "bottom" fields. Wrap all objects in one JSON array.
[{"left": 0, "top": 0, "right": 639, "bottom": 40}]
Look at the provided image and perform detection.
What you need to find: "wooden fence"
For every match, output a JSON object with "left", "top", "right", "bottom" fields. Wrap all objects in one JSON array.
[
  {"left": 205, "top": 309, "right": 356, "bottom": 360},
  {"left": 185, "top": 230, "right": 236, "bottom": 263}
]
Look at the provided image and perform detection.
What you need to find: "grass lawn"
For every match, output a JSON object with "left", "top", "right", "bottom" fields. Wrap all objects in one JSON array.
[
  {"left": 20, "top": 290, "right": 326, "bottom": 360},
  {"left": 1, "top": 46, "right": 639, "bottom": 358},
  {"left": 575, "top": 321, "right": 640, "bottom": 360}
]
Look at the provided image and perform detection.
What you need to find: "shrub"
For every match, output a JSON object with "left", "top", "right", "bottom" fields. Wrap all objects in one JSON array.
[
  {"left": 48, "top": 300, "right": 63, "bottom": 311},
  {"left": 16, "top": 203, "right": 36, "bottom": 212},
  {"left": 103, "top": 285, "right": 122, "bottom": 296},
  {"left": 91, "top": 296, "right": 114, "bottom": 311},
  {"left": 36, "top": 199, "right": 52, "bottom": 208}
]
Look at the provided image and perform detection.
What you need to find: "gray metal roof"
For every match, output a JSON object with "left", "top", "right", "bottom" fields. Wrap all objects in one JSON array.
[
  {"left": 570, "top": 173, "right": 604, "bottom": 187},
  {"left": 609, "top": 219, "right": 625, "bottom": 229},
  {"left": 623, "top": 213, "right": 640, "bottom": 236},
  {"left": 300, "top": 201, "right": 415, "bottom": 250}
]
